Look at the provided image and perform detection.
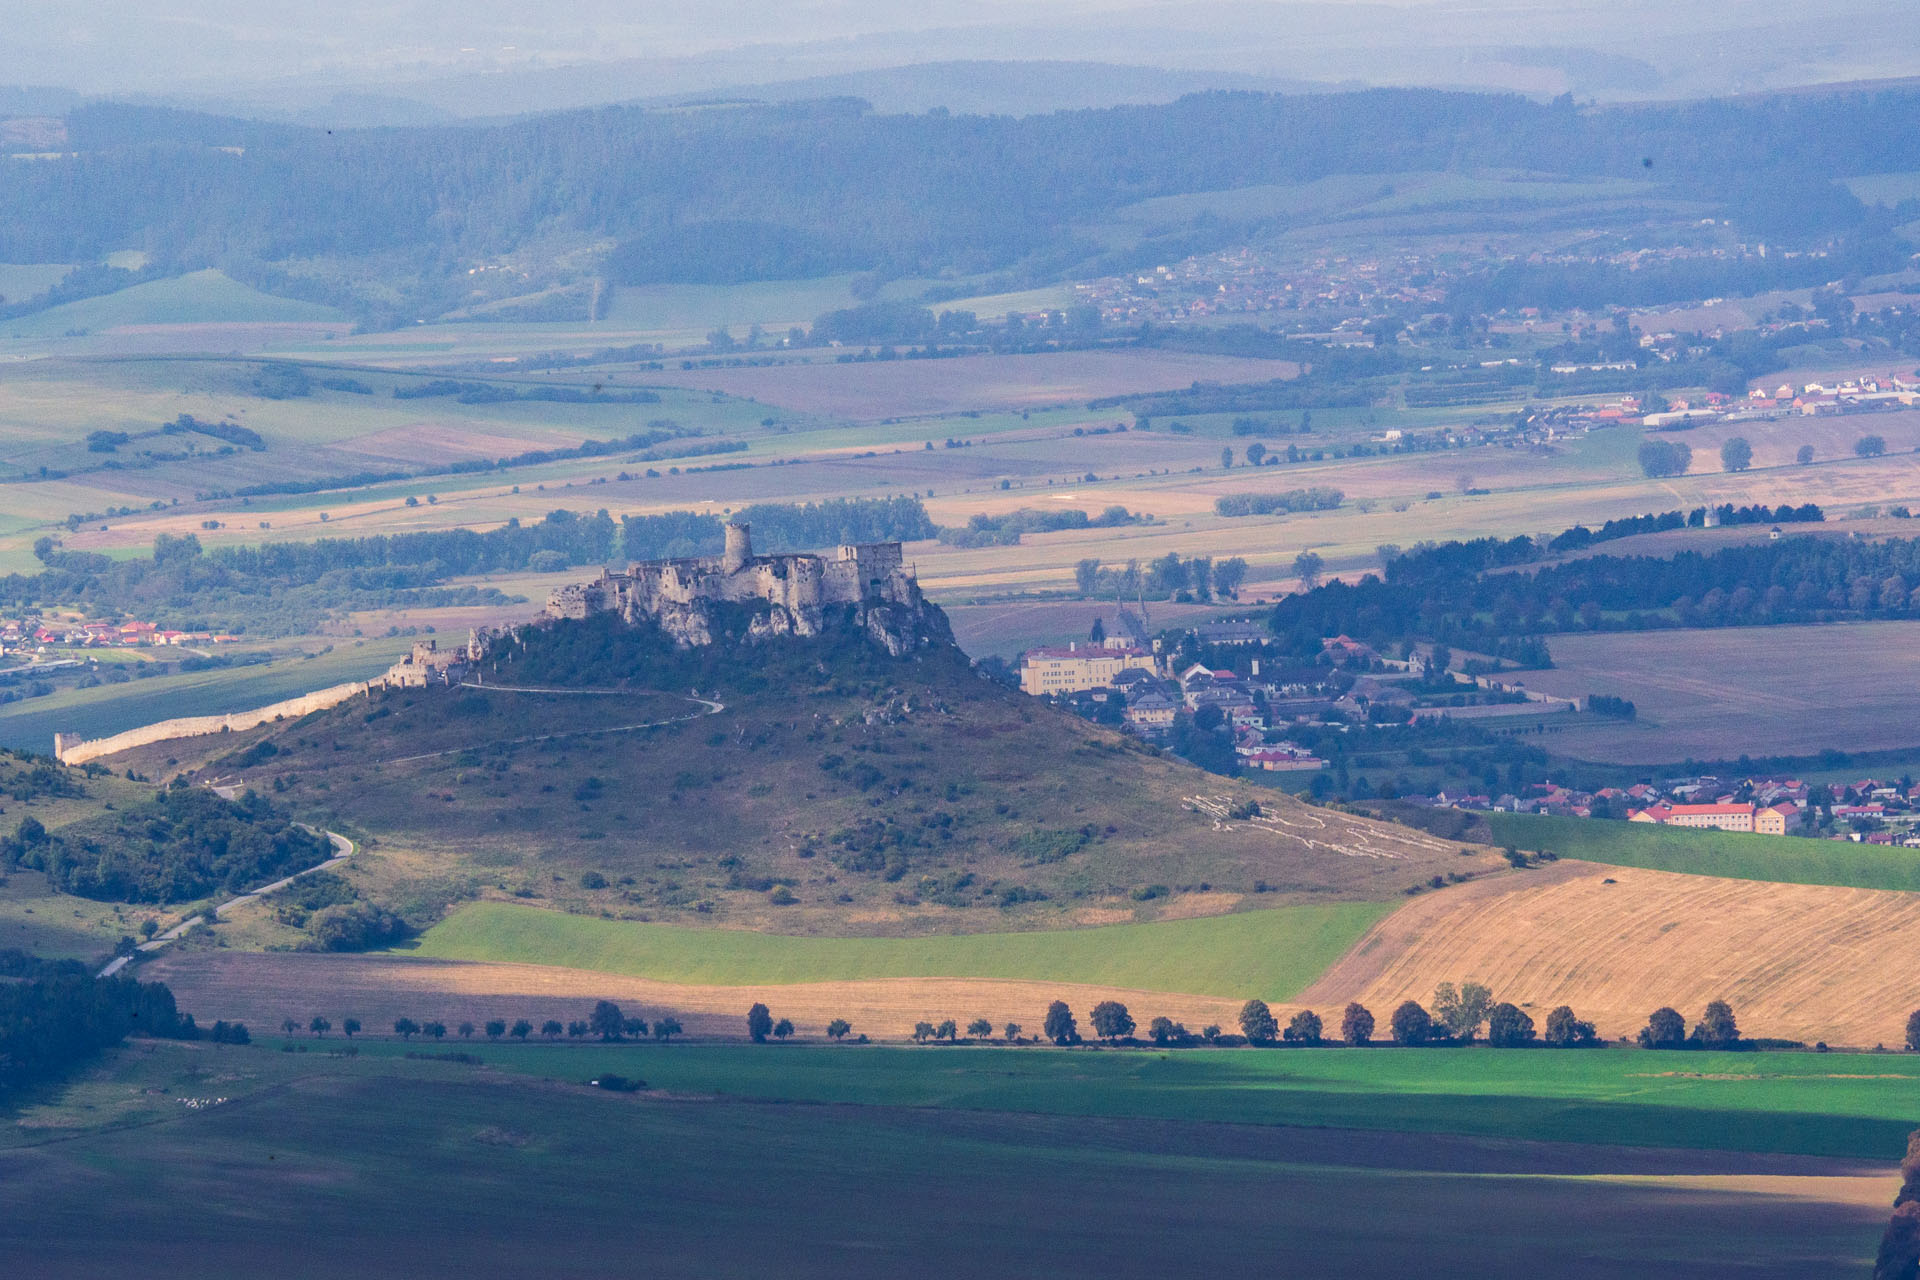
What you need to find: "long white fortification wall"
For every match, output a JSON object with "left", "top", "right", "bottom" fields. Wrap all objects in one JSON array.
[{"left": 54, "top": 680, "right": 370, "bottom": 765}]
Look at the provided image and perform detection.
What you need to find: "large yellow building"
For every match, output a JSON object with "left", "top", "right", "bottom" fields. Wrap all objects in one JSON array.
[{"left": 1018, "top": 643, "right": 1146, "bottom": 696}]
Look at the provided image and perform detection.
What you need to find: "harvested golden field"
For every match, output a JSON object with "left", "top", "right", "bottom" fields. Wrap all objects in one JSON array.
[
  {"left": 634, "top": 351, "right": 1302, "bottom": 418},
  {"left": 144, "top": 951, "right": 1248, "bottom": 1042},
  {"left": 1300, "top": 861, "right": 1920, "bottom": 1047},
  {"left": 1516, "top": 621, "right": 1920, "bottom": 762}
]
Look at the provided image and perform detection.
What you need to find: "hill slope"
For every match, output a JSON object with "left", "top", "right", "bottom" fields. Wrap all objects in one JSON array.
[{"left": 159, "top": 611, "right": 1491, "bottom": 939}]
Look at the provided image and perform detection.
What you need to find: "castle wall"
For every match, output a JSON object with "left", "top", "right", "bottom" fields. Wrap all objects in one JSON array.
[{"left": 55, "top": 680, "right": 372, "bottom": 765}]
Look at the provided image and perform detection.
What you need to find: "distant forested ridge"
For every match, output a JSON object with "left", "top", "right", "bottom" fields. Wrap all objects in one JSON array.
[{"left": 1, "top": 88, "right": 1915, "bottom": 312}]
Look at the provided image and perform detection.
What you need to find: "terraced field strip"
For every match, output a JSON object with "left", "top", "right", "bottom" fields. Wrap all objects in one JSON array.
[
  {"left": 407, "top": 898, "right": 1394, "bottom": 1000},
  {"left": 144, "top": 951, "right": 1250, "bottom": 1041},
  {"left": 1300, "top": 860, "right": 1920, "bottom": 1046}
]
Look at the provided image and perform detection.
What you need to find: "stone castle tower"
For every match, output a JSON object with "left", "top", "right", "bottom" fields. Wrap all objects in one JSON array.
[{"left": 545, "top": 522, "right": 939, "bottom": 656}]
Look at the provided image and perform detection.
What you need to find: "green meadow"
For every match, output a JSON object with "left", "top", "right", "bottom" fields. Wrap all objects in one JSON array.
[
  {"left": 2, "top": 1039, "right": 1886, "bottom": 1278},
  {"left": 1487, "top": 812, "right": 1920, "bottom": 893},
  {"left": 410, "top": 898, "right": 1394, "bottom": 1000}
]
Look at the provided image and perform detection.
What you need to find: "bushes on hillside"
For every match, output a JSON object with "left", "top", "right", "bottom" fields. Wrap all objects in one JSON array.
[{"left": 2, "top": 783, "right": 333, "bottom": 903}]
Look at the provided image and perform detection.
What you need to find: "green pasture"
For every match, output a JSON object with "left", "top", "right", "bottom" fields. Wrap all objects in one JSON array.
[
  {"left": 1487, "top": 811, "right": 1920, "bottom": 892},
  {"left": 0, "top": 269, "right": 342, "bottom": 338},
  {"left": 344, "top": 1038, "right": 1920, "bottom": 1161},
  {"left": 2, "top": 1041, "right": 1882, "bottom": 1278},
  {"left": 409, "top": 898, "right": 1393, "bottom": 1000}
]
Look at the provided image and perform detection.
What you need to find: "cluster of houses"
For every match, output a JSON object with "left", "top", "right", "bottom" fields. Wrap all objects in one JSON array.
[
  {"left": 1641, "top": 372, "right": 1920, "bottom": 428},
  {"left": 1421, "top": 775, "right": 1920, "bottom": 844},
  {"left": 0, "top": 617, "right": 236, "bottom": 655},
  {"left": 1016, "top": 629, "right": 1345, "bottom": 770}
]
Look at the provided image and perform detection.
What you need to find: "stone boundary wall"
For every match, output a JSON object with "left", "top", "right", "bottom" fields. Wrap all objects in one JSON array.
[{"left": 55, "top": 680, "right": 371, "bottom": 765}]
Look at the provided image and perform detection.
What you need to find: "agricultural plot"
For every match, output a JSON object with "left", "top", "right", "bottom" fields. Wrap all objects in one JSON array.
[
  {"left": 408, "top": 897, "right": 1392, "bottom": 998},
  {"left": 634, "top": 350, "right": 1302, "bottom": 418},
  {"left": 1485, "top": 813, "right": 1920, "bottom": 892},
  {"left": 0, "top": 1040, "right": 1891, "bottom": 1278},
  {"left": 1516, "top": 622, "right": 1920, "bottom": 763},
  {"left": 1301, "top": 860, "right": 1920, "bottom": 1047},
  {"left": 0, "top": 269, "right": 345, "bottom": 339}
]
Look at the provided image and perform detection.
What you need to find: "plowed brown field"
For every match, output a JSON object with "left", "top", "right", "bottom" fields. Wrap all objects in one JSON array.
[
  {"left": 1299, "top": 860, "right": 1920, "bottom": 1047},
  {"left": 145, "top": 951, "right": 1248, "bottom": 1042}
]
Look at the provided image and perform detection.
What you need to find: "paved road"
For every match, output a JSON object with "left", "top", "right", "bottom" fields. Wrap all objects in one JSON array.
[{"left": 97, "top": 827, "right": 355, "bottom": 978}]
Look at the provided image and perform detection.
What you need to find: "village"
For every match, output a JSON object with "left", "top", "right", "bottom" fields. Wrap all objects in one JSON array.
[
  {"left": 1409, "top": 774, "right": 1920, "bottom": 847},
  {"left": 0, "top": 616, "right": 240, "bottom": 655}
]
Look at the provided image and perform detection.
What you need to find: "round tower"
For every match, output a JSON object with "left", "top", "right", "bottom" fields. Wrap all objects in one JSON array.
[{"left": 723, "top": 522, "right": 752, "bottom": 573}]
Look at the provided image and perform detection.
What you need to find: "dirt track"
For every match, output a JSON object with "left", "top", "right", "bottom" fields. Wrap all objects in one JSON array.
[
  {"left": 146, "top": 951, "right": 1249, "bottom": 1041},
  {"left": 1299, "top": 859, "right": 1920, "bottom": 1046}
]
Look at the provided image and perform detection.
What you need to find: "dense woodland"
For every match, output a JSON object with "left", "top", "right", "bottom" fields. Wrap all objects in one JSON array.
[
  {"left": 2, "top": 88, "right": 1917, "bottom": 319},
  {"left": 0, "top": 950, "right": 192, "bottom": 1100},
  {"left": 2, "top": 783, "right": 334, "bottom": 903},
  {"left": 1268, "top": 527, "right": 1920, "bottom": 655}
]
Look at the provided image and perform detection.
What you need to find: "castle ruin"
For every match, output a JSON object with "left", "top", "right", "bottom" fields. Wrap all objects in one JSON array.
[{"left": 546, "top": 523, "right": 938, "bottom": 656}]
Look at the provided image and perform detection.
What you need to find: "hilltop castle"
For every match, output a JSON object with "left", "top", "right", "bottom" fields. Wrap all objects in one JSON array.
[{"left": 546, "top": 522, "right": 940, "bottom": 656}]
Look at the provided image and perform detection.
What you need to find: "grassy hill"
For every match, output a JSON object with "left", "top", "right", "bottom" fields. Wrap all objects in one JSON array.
[
  {"left": 3, "top": 269, "right": 342, "bottom": 336},
  {"left": 164, "top": 611, "right": 1491, "bottom": 940}
]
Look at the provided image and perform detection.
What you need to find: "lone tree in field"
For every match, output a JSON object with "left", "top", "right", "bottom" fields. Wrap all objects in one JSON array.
[
  {"left": 539, "top": 1020, "right": 563, "bottom": 1041},
  {"left": 772, "top": 1018, "right": 794, "bottom": 1041},
  {"left": 1283, "top": 1010, "right": 1323, "bottom": 1045},
  {"left": 1389, "top": 1001, "right": 1432, "bottom": 1046},
  {"left": 1485, "top": 1003, "right": 1536, "bottom": 1048},
  {"left": 1432, "top": 982, "right": 1494, "bottom": 1042},
  {"left": 1044, "top": 1001, "right": 1077, "bottom": 1045},
  {"left": 653, "top": 1017, "right": 682, "bottom": 1042},
  {"left": 1692, "top": 1000, "right": 1740, "bottom": 1049},
  {"left": 1858, "top": 434, "right": 1889, "bottom": 458},
  {"left": 913, "top": 1021, "right": 936, "bottom": 1044},
  {"left": 1291, "top": 550, "right": 1325, "bottom": 591},
  {"left": 1341, "top": 1003, "right": 1375, "bottom": 1046},
  {"left": 1906, "top": 1010, "right": 1920, "bottom": 1053},
  {"left": 747, "top": 1003, "right": 774, "bottom": 1043},
  {"left": 1090, "top": 1001, "right": 1135, "bottom": 1043},
  {"left": 1543, "top": 1006, "right": 1598, "bottom": 1047},
  {"left": 309, "top": 1016, "right": 330, "bottom": 1038},
  {"left": 394, "top": 1018, "right": 419, "bottom": 1040},
  {"left": 827, "top": 1019, "right": 852, "bottom": 1041},
  {"left": 1720, "top": 436, "right": 1753, "bottom": 472},
  {"left": 935, "top": 1019, "right": 958, "bottom": 1043},
  {"left": 1004, "top": 1023, "right": 1022, "bottom": 1042},
  {"left": 1797, "top": 444, "right": 1816, "bottom": 465},
  {"left": 485, "top": 1019, "right": 506, "bottom": 1040},
  {"left": 1148, "top": 1016, "right": 1180, "bottom": 1045},
  {"left": 1638, "top": 1006, "right": 1686, "bottom": 1049},
  {"left": 510, "top": 1019, "right": 533, "bottom": 1040},
  {"left": 425, "top": 1021, "right": 448, "bottom": 1040},
  {"left": 1239, "top": 999, "right": 1278, "bottom": 1045},
  {"left": 967, "top": 1018, "right": 994, "bottom": 1041},
  {"left": 457, "top": 1022, "right": 475, "bottom": 1039},
  {"left": 590, "top": 1000, "right": 626, "bottom": 1041},
  {"left": 342, "top": 1018, "right": 360, "bottom": 1039},
  {"left": 623, "top": 1017, "right": 648, "bottom": 1038},
  {"left": 283, "top": 1018, "right": 299, "bottom": 1036}
]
